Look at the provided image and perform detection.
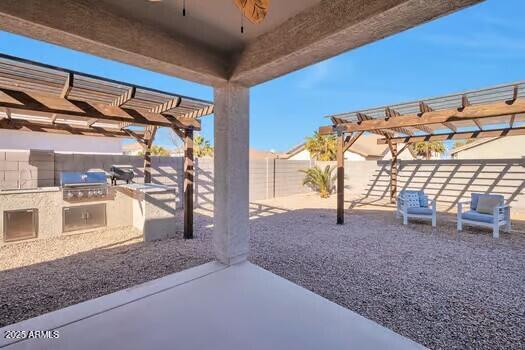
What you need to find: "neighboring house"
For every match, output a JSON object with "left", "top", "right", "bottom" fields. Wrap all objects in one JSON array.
[
  {"left": 0, "top": 129, "right": 123, "bottom": 154},
  {"left": 123, "top": 144, "right": 284, "bottom": 159},
  {"left": 122, "top": 142, "right": 181, "bottom": 156},
  {"left": 450, "top": 136, "right": 525, "bottom": 159},
  {"left": 122, "top": 142, "right": 144, "bottom": 155},
  {"left": 249, "top": 149, "right": 286, "bottom": 160},
  {"left": 285, "top": 134, "right": 415, "bottom": 161}
]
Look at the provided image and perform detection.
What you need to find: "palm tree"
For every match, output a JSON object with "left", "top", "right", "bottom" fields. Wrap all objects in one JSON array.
[
  {"left": 194, "top": 134, "right": 214, "bottom": 157},
  {"left": 305, "top": 131, "right": 337, "bottom": 161},
  {"left": 138, "top": 145, "right": 170, "bottom": 156},
  {"left": 300, "top": 165, "right": 336, "bottom": 198},
  {"left": 412, "top": 141, "right": 446, "bottom": 160}
]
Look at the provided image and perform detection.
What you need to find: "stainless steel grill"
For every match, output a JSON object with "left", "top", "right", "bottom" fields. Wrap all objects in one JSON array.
[
  {"left": 60, "top": 171, "right": 111, "bottom": 201},
  {"left": 109, "top": 165, "right": 135, "bottom": 186}
]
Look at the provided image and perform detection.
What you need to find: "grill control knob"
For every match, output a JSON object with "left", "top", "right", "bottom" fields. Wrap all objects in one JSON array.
[
  {"left": 67, "top": 191, "right": 74, "bottom": 199},
  {"left": 77, "top": 191, "right": 84, "bottom": 198}
]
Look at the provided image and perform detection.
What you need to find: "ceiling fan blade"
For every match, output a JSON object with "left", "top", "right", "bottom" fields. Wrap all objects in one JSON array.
[{"left": 233, "top": 0, "right": 269, "bottom": 24}]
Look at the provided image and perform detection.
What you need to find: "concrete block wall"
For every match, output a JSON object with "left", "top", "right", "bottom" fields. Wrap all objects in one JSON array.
[
  {"left": 195, "top": 158, "right": 214, "bottom": 207},
  {"left": 357, "top": 159, "right": 525, "bottom": 219},
  {"left": 250, "top": 159, "right": 275, "bottom": 201},
  {"left": 0, "top": 150, "right": 55, "bottom": 190},
  {"left": 274, "top": 159, "right": 311, "bottom": 197}
]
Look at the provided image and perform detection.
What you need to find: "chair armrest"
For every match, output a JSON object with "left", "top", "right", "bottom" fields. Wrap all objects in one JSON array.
[{"left": 496, "top": 204, "right": 511, "bottom": 218}]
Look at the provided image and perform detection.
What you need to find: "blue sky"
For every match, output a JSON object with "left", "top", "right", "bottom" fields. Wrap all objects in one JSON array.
[{"left": 0, "top": 0, "right": 524, "bottom": 152}]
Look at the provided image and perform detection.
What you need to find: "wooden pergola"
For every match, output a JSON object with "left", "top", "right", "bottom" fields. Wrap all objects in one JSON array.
[
  {"left": 319, "top": 81, "right": 525, "bottom": 225},
  {"left": 0, "top": 54, "right": 214, "bottom": 239}
]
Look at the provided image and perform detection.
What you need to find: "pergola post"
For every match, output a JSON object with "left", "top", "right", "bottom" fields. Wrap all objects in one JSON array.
[
  {"left": 388, "top": 141, "right": 398, "bottom": 204},
  {"left": 213, "top": 83, "right": 249, "bottom": 265},
  {"left": 183, "top": 128, "right": 194, "bottom": 239},
  {"left": 336, "top": 132, "right": 345, "bottom": 225},
  {"left": 143, "top": 126, "right": 157, "bottom": 184}
]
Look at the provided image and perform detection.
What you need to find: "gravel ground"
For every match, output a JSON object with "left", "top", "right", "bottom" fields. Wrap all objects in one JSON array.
[
  {"left": 1, "top": 194, "right": 525, "bottom": 350},
  {"left": 0, "top": 224, "right": 214, "bottom": 327}
]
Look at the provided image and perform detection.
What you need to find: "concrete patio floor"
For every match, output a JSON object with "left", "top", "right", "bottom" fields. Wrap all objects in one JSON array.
[
  {"left": 0, "top": 261, "right": 423, "bottom": 350},
  {"left": 2, "top": 193, "right": 524, "bottom": 349}
]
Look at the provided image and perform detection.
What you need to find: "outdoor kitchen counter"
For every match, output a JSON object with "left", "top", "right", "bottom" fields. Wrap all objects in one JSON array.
[
  {"left": 0, "top": 187, "right": 132, "bottom": 246},
  {"left": 118, "top": 184, "right": 181, "bottom": 242}
]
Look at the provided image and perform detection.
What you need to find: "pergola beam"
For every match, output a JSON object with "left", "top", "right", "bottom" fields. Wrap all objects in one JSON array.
[
  {"left": 0, "top": 87, "right": 201, "bottom": 130},
  {"left": 378, "top": 126, "right": 525, "bottom": 144},
  {"left": 320, "top": 99, "right": 525, "bottom": 134},
  {"left": 60, "top": 72, "right": 73, "bottom": 99},
  {"left": 111, "top": 87, "right": 136, "bottom": 107},
  {"left": 151, "top": 97, "right": 181, "bottom": 114},
  {"left": 86, "top": 118, "right": 98, "bottom": 127},
  {"left": 0, "top": 118, "right": 139, "bottom": 138},
  {"left": 420, "top": 101, "right": 455, "bottom": 133},
  {"left": 384, "top": 107, "right": 415, "bottom": 135},
  {"left": 343, "top": 131, "right": 363, "bottom": 153},
  {"left": 509, "top": 115, "right": 516, "bottom": 128},
  {"left": 473, "top": 119, "right": 483, "bottom": 130}
]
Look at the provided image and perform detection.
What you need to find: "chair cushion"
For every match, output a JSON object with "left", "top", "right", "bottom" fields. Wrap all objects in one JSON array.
[
  {"left": 462, "top": 210, "right": 494, "bottom": 224},
  {"left": 476, "top": 196, "right": 502, "bottom": 214},
  {"left": 403, "top": 191, "right": 421, "bottom": 208},
  {"left": 418, "top": 193, "right": 429, "bottom": 208},
  {"left": 407, "top": 207, "right": 433, "bottom": 215},
  {"left": 470, "top": 193, "right": 504, "bottom": 211}
]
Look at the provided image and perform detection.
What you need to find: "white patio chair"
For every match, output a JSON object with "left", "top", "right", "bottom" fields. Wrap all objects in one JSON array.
[
  {"left": 397, "top": 190, "right": 437, "bottom": 227},
  {"left": 457, "top": 193, "right": 511, "bottom": 239}
]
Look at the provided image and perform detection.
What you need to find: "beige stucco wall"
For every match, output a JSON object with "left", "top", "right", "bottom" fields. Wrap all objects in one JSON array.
[
  {"left": 453, "top": 137, "right": 525, "bottom": 159},
  {"left": 288, "top": 149, "right": 368, "bottom": 161}
]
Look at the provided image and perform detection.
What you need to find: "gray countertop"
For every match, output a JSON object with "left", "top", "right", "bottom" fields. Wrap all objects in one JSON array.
[{"left": 0, "top": 187, "right": 61, "bottom": 195}]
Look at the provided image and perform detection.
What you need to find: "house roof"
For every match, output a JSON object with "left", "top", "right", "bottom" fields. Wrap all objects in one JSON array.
[
  {"left": 250, "top": 149, "right": 285, "bottom": 159},
  {"left": 450, "top": 138, "right": 498, "bottom": 155},
  {"left": 122, "top": 142, "right": 144, "bottom": 153}
]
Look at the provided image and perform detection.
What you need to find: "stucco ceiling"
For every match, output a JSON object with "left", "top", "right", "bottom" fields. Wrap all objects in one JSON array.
[
  {"left": 0, "top": 0, "right": 483, "bottom": 86},
  {"left": 97, "top": 0, "right": 322, "bottom": 53}
]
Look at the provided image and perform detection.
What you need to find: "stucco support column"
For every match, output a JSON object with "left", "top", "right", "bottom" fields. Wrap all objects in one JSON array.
[{"left": 213, "top": 83, "right": 249, "bottom": 265}]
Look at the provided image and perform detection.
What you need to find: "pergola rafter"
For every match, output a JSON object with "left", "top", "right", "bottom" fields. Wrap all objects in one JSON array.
[
  {"left": 319, "top": 81, "right": 525, "bottom": 225},
  {"left": 378, "top": 126, "right": 525, "bottom": 144},
  {"left": 0, "top": 53, "right": 214, "bottom": 240}
]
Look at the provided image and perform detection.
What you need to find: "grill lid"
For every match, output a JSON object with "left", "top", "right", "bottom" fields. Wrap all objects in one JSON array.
[{"left": 60, "top": 171, "right": 107, "bottom": 186}]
